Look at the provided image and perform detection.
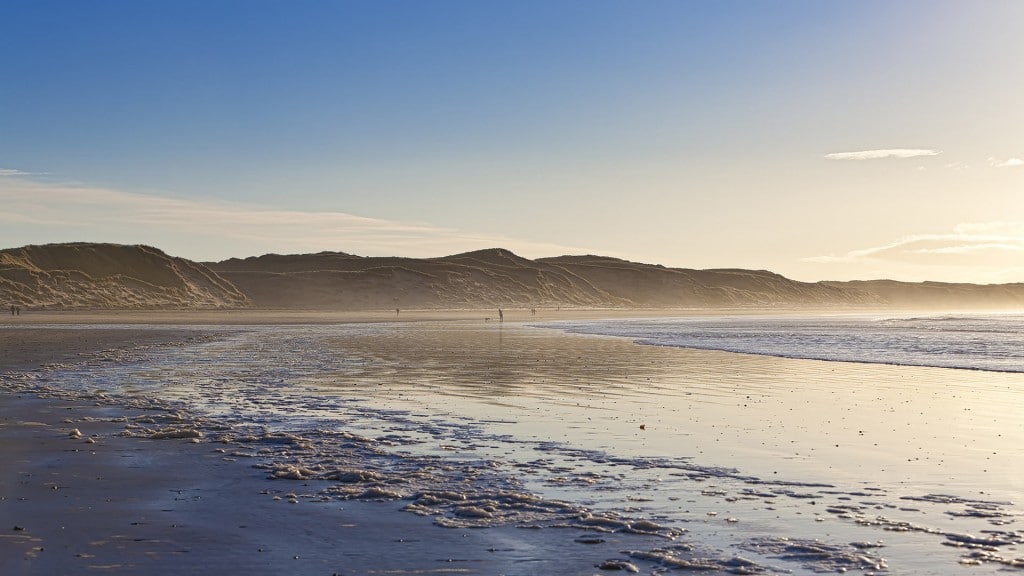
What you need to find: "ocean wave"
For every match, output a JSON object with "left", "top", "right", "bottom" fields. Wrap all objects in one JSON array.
[{"left": 541, "top": 313, "right": 1024, "bottom": 373}]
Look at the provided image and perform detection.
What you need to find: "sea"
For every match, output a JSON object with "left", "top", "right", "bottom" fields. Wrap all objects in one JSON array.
[
  {"left": 548, "top": 312, "right": 1024, "bottom": 373},
  {"left": 6, "top": 312, "right": 1024, "bottom": 574}
]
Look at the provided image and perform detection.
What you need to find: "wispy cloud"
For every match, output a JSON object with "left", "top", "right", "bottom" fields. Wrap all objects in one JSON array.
[
  {"left": 824, "top": 149, "right": 940, "bottom": 161},
  {"left": 803, "top": 222, "right": 1024, "bottom": 282},
  {"left": 0, "top": 168, "right": 32, "bottom": 177},
  {"left": 0, "top": 177, "right": 595, "bottom": 261},
  {"left": 805, "top": 232, "right": 1024, "bottom": 264},
  {"left": 988, "top": 157, "right": 1024, "bottom": 168},
  {"left": 904, "top": 242, "right": 1024, "bottom": 256},
  {"left": 953, "top": 221, "right": 1018, "bottom": 235}
]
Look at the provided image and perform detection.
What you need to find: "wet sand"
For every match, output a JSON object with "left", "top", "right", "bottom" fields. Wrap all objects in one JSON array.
[
  {"left": 3, "top": 313, "right": 1023, "bottom": 574},
  {"left": 271, "top": 320, "right": 1024, "bottom": 573},
  {"left": 3, "top": 395, "right": 639, "bottom": 575},
  {"left": 0, "top": 321, "right": 668, "bottom": 575}
]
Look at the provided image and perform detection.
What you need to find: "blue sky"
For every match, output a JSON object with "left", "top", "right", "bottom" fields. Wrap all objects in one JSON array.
[{"left": 2, "top": 1, "right": 1022, "bottom": 282}]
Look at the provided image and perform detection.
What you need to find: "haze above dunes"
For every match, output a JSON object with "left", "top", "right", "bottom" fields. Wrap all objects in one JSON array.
[{"left": 2, "top": 243, "right": 1023, "bottom": 311}]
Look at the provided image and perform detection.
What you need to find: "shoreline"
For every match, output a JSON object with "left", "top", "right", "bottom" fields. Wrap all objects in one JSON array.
[
  {"left": 3, "top": 305, "right": 1020, "bottom": 328},
  {"left": 0, "top": 307, "right": 794, "bottom": 326}
]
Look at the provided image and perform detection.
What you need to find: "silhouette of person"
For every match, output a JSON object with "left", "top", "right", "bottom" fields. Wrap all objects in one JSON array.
[{"left": 498, "top": 308, "right": 503, "bottom": 322}]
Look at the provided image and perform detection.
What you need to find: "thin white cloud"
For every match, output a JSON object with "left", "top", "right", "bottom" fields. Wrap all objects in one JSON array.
[
  {"left": 0, "top": 168, "right": 32, "bottom": 177},
  {"left": 803, "top": 223, "right": 1024, "bottom": 270},
  {"left": 905, "top": 243, "right": 1024, "bottom": 255},
  {"left": 824, "top": 149, "right": 940, "bottom": 161},
  {"left": 995, "top": 157, "right": 1024, "bottom": 168},
  {"left": 0, "top": 177, "right": 595, "bottom": 261},
  {"left": 953, "top": 221, "right": 1020, "bottom": 235}
]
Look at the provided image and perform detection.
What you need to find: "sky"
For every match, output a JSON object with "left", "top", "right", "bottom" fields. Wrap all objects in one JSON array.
[{"left": 2, "top": 1, "right": 1022, "bottom": 283}]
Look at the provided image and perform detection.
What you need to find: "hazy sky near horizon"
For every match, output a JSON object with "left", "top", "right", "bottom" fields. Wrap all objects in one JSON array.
[{"left": 2, "top": 1, "right": 1022, "bottom": 283}]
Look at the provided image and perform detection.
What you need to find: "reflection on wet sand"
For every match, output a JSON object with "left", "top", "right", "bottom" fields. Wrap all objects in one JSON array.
[{"left": 4, "top": 320, "right": 1023, "bottom": 574}]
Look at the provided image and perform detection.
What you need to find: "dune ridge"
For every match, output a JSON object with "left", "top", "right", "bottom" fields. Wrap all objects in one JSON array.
[
  {"left": 208, "top": 247, "right": 883, "bottom": 309},
  {"left": 823, "top": 279, "right": 1024, "bottom": 309},
  {"left": 0, "top": 243, "right": 248, "bottom": 309},
  {"left": 3, "top": 243, "right": 1023, "bottom": 310}
]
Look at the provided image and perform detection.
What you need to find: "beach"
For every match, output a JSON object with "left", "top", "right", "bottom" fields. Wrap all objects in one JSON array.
[
  {"left": 0, "top": 315, "right": 674, "bottom": 575},
  {"left": 2, "top": 312, "right": 1023, "bottom": 574}
]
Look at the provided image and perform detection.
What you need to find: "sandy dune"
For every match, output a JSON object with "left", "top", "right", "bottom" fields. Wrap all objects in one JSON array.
[
  {"left": 0, "top": 243, "right": 247, "bottom": 310},
  {"left": 209, "top": 248, "right": 890, "bottom": 309},
  {"left": 3, "top": 242, "right": 1023, "bottom": 311}
]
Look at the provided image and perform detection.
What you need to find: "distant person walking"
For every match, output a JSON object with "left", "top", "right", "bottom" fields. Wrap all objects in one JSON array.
[
  {"left": 9, "top": 305, "right": 14, "bottom": 316},
  {"left": 498, "top": 308, "right": 504, "bottom": 323}
]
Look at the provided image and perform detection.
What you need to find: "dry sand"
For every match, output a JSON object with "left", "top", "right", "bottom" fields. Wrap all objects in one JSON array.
[
  {"left": 1, "top": 307, "right": 653, "bottom": 325},
  {"left": 0, "top": 306, "right": 858, "bottom": 327}
]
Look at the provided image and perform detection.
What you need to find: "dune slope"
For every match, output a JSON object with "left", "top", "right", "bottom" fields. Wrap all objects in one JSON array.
[
  {"left": 824, "top": 279, "right": 1024, "bottom": 310},
  {"left": 210, "top": 248, "right": 882, "bottom": 309},
  {"left": 5, "top": 243, "right": 1023, "bottom": 311},
  {"left": 0, "top": 243, "right": 248, "bottom": 309}
]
